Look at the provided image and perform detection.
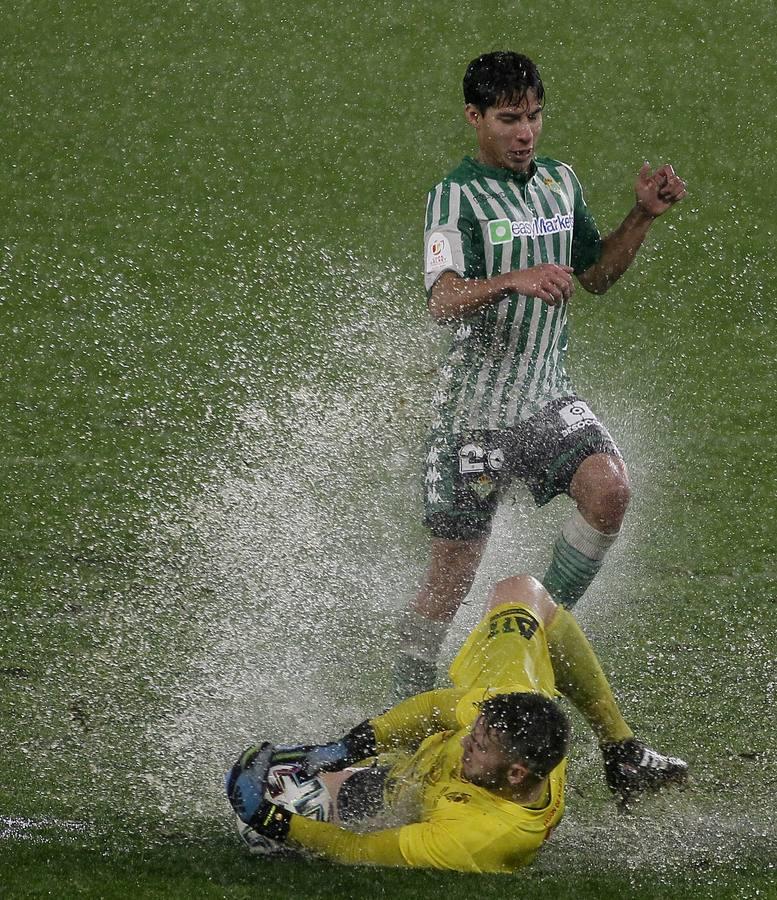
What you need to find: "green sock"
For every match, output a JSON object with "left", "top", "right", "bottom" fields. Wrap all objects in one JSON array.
[
  {"left": 389, "top": 653, "right": 437, "bottom": 704},
  {"left": 389, "top": 609, "right": 448, "bottom": 703},
  {"left": 543, "top": 511, "right": 619, "bottom": 608},
  {"left": 546, "top": 606, "right": 633, "bottom": 745}
]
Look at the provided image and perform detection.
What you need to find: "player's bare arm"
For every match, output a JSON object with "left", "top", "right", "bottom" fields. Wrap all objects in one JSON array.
[
  {"left": 429, "top": 264, "right": 575, "bottom": 322},
  {"left": 577, "top": 162, "right": 687, "bottom": 295}
]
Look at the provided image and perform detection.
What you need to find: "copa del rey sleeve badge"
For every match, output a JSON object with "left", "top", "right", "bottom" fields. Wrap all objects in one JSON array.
[{"left": 426, "top": 231, "right": 453, "bottom": 272}]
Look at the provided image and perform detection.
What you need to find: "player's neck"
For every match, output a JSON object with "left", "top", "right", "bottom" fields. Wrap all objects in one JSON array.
[{"left": 494, "top": 776, "right": 549, "bottom": 806}]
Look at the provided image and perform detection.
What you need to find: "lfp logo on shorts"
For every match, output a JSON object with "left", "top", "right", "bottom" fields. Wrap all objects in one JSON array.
[{"left": 559, "top": 401, "right": 597, "bottom": 437}]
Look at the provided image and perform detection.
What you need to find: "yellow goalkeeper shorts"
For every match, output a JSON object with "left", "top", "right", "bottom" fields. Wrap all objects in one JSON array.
[{"left": 448, "top": 602, "right": 557, "bottom": 723}]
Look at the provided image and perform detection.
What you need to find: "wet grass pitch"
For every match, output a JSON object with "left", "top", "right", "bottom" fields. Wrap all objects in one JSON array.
[{"left": 2, "top": 1, "right": 775, "bottom": 896}]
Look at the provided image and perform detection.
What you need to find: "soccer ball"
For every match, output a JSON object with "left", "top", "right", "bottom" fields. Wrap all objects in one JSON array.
[
  {"left": 235, "top": 762, "right": 333, "bottom": 856},
  {"left": 265, "top": 762, "right": 334, "bottom": 820}
]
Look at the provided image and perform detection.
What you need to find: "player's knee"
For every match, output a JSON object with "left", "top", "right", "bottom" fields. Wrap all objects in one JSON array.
[
  {"left": 487, "top": 575, "right": 557, "bottom": 623},
  {"left": 574, "top": 455, "right": 631, "bottom": 530},
  {"left": 600, "top": 475, "right": 631, "bottom": 522}
]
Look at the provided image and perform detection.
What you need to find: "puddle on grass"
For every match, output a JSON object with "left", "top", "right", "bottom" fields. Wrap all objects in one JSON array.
[
  {"left": 6, "top": 246, "right": 775, "bottom": 883},
  {"left": 0, "top": 815, "right": 92, "bottom": 843}
]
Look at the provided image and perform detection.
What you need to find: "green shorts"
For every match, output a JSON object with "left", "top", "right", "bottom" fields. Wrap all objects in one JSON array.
[{"left": 423, "top": 396, "right": 621, "bottom": 541}]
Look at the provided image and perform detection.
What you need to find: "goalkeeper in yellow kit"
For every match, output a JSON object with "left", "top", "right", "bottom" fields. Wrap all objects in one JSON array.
[{"left": 226, "top": 575, "right": 687, "bottom": 874}]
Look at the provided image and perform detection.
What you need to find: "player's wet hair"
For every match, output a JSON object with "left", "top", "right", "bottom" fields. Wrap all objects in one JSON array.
[
  {"left": 478, "top": 692, "right": 569, "bottom": 779},
  {"left": 463, "top": 51, "right": 544, "bottom": 113}
]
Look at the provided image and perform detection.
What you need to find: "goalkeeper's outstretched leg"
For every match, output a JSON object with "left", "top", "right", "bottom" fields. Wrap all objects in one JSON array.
[{"left": 484, "top": 575, "right": 689, "bottom": 806}]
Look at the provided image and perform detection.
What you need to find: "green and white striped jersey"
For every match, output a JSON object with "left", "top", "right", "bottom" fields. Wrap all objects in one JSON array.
[{"left": 423, "top": 156, "right": 602, "bottom": 431}]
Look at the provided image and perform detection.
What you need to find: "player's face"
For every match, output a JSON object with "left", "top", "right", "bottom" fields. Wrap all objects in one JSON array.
[
  {"left": 465, "top": 89, "right": 543, "bottom": 174},
  {"left": 460, "top": 716, "right": 511, "bottom": 789}
]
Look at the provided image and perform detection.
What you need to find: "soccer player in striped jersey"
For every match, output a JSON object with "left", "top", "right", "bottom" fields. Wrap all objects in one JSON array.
[{"left": 392, "top": 51, "right": 687, "bottom": 699}]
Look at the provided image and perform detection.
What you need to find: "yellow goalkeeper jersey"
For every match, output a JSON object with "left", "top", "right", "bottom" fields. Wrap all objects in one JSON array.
[
  {"left": 289, "top": 604, "right": 566, "bottom": 872},
  {"left": 289, "top": 686, "right": 566, "bottom": 873},
  {"left": 289, "top": 602, "right": 566, "bottom": 873},
  {"left": 384, "top": 688, "right": 566, "bottom": 872}
]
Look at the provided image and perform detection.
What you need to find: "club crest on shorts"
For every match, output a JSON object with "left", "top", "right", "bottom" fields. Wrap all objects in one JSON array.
[{"left": 470, "top": 474, "right": 495, "bottom": 499}]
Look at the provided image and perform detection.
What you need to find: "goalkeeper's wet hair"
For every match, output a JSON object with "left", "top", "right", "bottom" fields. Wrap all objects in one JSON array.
[
  {"left": 479, "top": 692, "right": 569, "bottom": 779},
  {"left": 463, "top": 51, "right": 545, "bottom": 113}
]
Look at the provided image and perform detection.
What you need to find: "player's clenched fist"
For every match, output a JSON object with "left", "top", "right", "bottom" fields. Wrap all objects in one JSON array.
[
  {"left": 509, "top": 263, "right": 575, "bottom": 306},
  {"left": 635, "top": 162, "right": 687, "bottom": 218}
]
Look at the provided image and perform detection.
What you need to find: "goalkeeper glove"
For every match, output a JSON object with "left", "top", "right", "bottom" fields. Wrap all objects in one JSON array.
[
  {"left": 243, "top": 799, "right": 292, "bottom": 841},
  {"left": 226, "top": 741, "right": 275, "bottom": 826},
  {"left": 271, "top": 720, "right": 377, "bottom": 776}
]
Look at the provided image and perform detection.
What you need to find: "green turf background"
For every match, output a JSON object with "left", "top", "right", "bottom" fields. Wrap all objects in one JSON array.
[{"left": 1, "top": 1, "right": 775, "bottom": 897}]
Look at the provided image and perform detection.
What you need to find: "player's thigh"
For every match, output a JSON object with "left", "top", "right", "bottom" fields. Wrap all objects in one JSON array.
[
  {"left": 448, "top": 600, "right": 556, "bottom": 698},
  {"left": 320, "top": 766, "right": 389, "bottom": 826},
  {"left": 512, "top": 397, "right": 623, "bottom": 507},
  {"left": 422, "top": 428, "right": 512, "bottom": 540}
]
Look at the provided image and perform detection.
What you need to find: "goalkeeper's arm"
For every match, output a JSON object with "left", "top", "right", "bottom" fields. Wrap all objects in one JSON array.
[
  {"left": 287, "top": 807, "right": 521, "bottom": 873},
  {"left": 273, "top": 687, "right": 463, "bottom": 775},
  {"left": 370, "top": 687, "right": 462, "bottom": 751},
  {"left": 288, "top": 816, "right": 407, "bottom": 867},
  {"left": 255, "top": 805, "right": 490, "bottom": 872}
]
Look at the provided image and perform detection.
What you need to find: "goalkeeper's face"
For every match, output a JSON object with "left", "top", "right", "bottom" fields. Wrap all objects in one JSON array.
[{"left": 460, "top": 716, "right": 514, "bottom": 789}]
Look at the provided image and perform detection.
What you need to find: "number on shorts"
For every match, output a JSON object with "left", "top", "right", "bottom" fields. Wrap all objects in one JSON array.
[{"left": 459, "top": 443, "right": 484, "bottom": 474}]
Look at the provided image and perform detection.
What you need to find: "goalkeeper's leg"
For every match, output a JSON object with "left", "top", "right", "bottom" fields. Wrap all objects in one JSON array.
[
  {"left": 486, "top": 575, "right": 688, "bottom": 805},
  {"left": 319, "top": 766, "right": 389, "bottom": 825},
  {"left": 543, "top": 593, "right": 688, "bottom": 804}
]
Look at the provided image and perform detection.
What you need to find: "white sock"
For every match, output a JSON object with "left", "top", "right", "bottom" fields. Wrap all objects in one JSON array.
[{"left": 561, "top": 510, "right": 619, "bottom": 560}]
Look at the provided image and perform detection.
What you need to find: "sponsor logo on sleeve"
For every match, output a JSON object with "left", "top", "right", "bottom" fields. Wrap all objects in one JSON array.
[{"left": 426, "top": 231, "right": 453, "bottom": 272}]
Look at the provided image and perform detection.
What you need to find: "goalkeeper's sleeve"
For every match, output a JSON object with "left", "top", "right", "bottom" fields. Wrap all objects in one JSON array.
[
  {"left": 370, "top": 687, "right": 463, "bottom": 752},
  {"left": 274, "top": 687, "right": 465, "bottom": 775},
  {"left": 289, "top": 816, "right": 406, "bottom": 867},
  {"left": 289, "top": 807, "right": 533, "bottom": 873}
]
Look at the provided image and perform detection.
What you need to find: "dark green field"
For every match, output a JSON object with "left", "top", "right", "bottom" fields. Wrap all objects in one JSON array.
[{"left": 2, "top": 1, "right": 775, "bottom": 897}]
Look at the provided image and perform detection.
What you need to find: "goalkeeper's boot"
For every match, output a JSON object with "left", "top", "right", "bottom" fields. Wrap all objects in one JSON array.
[
  {"left": 226, "top": 742, "right": 275, "bottom": 826},
  {"left": 601, "top": 738, "right": 688, "bottom": 807}
]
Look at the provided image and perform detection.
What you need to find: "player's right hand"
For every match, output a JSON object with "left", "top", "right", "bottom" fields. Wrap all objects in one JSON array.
[{"left": 510, "top": 264, "right": 575, "bottom": 306}]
